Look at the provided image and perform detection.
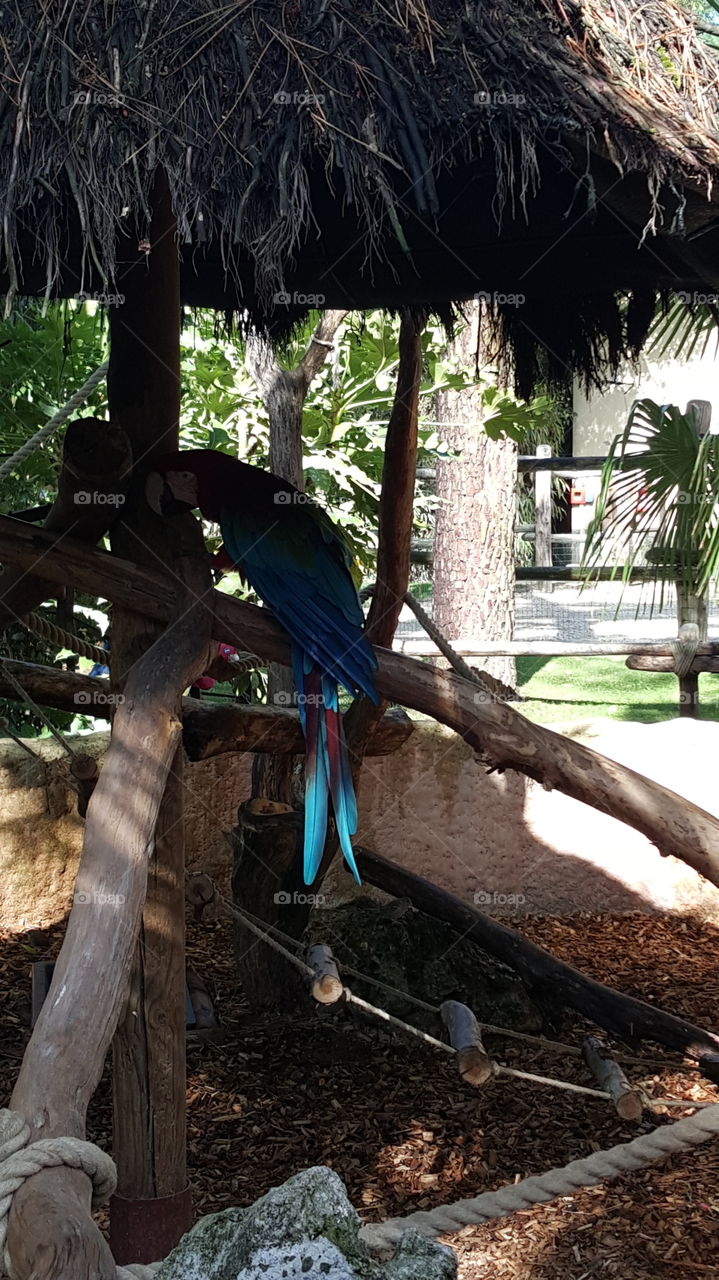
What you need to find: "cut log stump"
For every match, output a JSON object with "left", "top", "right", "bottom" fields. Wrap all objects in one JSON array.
[{"left": 441, "top": 999, "right": 495, "bottom": 1087}]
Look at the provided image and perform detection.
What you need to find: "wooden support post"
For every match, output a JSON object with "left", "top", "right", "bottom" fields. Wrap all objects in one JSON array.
[
  {"left": 582, "top": 1035, "right": 644, "bottom": 1121},
  {"left": 106, "top": 169, "right": 196, "bottom": 1266},
  {"left": 534, "top": 444, "right": 553, "bottom": 568},
  {"left": 0, "top": 418, "right": 131, "bottom": 628},
  {"left": 231, "top": 799, "right": 306, "bottom": 1008},
  {"left": 441, "top": 1000, "right": 494, "bottom": 1086},
  {"left": 674, "top": 594, "right": 707, "bottom": 719},
  {"left": 307, "top": 944, "right": 344, "bottom": 1004}
]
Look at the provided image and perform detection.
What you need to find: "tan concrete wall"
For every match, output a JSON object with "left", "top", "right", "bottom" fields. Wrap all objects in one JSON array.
[{"left": 3, "top": 717, "right": 718, "bottom": 928}]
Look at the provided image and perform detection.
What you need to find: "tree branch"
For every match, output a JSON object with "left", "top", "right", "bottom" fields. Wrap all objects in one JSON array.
[
  {"left": 2, "top": 516, "right": 719, "bottom": 893},
  {"left": 6, "top": 556, "right": 213, "bottom": 1280}
]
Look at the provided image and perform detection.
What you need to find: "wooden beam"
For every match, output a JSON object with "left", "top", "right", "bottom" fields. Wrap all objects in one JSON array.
[
  {"left": 106, "top": 168, "right": 194, "bottom": 1267},
  {"left": 3, "top": 523, "right": 719, "bottom": 893},
  {"left": 357, "top": 847, "right": 719, "bottom": 1075},
  {"left": 626, "top": 654, "right": 719, "bottom": 673},
  {"left": 6, "top": 559, "right": 212, "bottom": 1280},
  {"left": 341, "top": 309, "right": 424, "bottom": 787},
  {"left": 395, "top": 639, "right": 719, "bottom": 659},
  {"left": 0, "top": 417, "right": 131, "bottom": 627},
  {"left": 0, "top": 661, "right": 415, "bottom": 756}
]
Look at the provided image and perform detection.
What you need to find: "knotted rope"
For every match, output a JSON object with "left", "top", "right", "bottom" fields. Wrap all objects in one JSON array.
[
  {"left": 20, "top": 612, "right": 108, "bottom": 665},
  {"left": 2, "top": 1095, "right": 719, "bottom": 1273},
  {"left": 0, "top": 362, "right": 109, "bottom": 483}
]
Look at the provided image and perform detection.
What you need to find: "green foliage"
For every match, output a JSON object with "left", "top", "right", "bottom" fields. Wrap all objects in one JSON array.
[
  {"left": 0, "top": 301, "right": 107, "bottom": 511},
  {"left": 582, "top": 398, "right": 719, "bottom": 608}
]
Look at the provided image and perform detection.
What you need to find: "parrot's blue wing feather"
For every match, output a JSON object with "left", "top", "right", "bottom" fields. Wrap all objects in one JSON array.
[{"left": 220, "top": 502, "right": 374, "bottom": 885}]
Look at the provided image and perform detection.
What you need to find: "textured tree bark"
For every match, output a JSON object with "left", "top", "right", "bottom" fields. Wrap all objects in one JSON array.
[
  {"left": 6, "top": 561, "right": 212, "bottom": 1280},
  {"left": 0, "top": 416, "right": 131, "bottom": 628},
  {"left": 434, "top": 303, "right": 517, "bottom": 688}
]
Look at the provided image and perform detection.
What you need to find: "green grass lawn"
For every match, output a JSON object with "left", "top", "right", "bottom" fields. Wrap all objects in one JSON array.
[{"left": 516, "top": 655, "right": 719, "bottom": 726}]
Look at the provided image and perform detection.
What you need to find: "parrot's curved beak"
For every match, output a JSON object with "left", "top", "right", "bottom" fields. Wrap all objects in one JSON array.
[{"left": 145, "top": 470, "right": 193, "bottom": 516}]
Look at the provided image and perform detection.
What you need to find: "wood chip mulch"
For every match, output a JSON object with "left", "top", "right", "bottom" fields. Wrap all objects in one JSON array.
[{"left": 2, "top": 912, "right": 719, "bottom": 1278}]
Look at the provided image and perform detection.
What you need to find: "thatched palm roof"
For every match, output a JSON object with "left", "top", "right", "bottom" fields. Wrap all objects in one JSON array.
[{"left": 2, "top": 0, "right": 719, "bottom": 390}]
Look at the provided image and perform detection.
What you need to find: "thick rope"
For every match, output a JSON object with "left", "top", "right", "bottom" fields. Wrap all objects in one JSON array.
[
  {"left": 0, "top": 362, "right": 109, "bottom": 482},
  {"left": 20, "top": 613, "right": 108, "bottom": 664},
  {"left": 3, "top": 1089, "right": 719, "bottom": 1271},
  {"left": 359, "top": 1100, "right": 719, "bottom": 1249}
]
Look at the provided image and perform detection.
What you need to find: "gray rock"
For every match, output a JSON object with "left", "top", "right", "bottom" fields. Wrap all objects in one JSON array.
[{"left": 157, "top": 1166, "right": 456, "bottom": 1280}]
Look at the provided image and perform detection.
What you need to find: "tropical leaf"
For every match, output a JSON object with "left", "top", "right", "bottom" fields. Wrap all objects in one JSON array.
[{"left": 581, "top": 398, "right": 719, "bottom": 612}]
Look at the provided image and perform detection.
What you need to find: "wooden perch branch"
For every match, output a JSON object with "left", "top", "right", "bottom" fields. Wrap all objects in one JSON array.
[
  {"left": 0, "top": 417, "right": 131, "bottom": 627},
  {"left": 307, "top": 944, "right": 344, "bottom": 1004},
  {"left": 582, "top": 1035, "right": 643, "bottom": 1121},
  {"left": 6, "top": 557, "right": 213, "bottom": 1280},
  {"left": 441, "top": 1000, "right": 494, "bottom": 1086},
  {"left": 357, "top": 847, "right": 719, "bottom": 1073},
  {"left": 0, "top": 659, "right": 414, "bottom": 756},
  {"left": 3, "top": 515, "right": 719, "bottom": 895}
]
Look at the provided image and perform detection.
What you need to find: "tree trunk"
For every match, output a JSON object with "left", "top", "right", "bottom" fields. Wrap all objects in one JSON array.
[{"left": 434, "top": 304, "right": 517, "bottom": 688}]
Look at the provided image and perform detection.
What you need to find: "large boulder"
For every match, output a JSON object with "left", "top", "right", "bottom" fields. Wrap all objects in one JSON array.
[
  {"left": 308, "top": 896, "right": 542, "bottom": 1034},
  {"left": 157, "top": 1166, "right": 455, "bottom": 1279}
]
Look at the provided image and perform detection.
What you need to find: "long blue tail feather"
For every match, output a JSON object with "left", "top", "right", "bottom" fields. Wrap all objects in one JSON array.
[{"left": 292, "top": 646, "right": 362, "bottom": 885}]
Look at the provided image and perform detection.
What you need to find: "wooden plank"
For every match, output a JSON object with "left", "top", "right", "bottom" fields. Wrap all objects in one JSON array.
[{"left": 392, "top": 639, "right": 719, "bottom": 658}]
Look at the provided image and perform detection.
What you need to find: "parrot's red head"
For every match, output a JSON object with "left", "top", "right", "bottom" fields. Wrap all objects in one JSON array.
[{"left": 145, "top": 450, "right": 222, "bottom": 521}]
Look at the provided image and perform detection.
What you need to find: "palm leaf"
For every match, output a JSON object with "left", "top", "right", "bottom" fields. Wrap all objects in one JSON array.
[{"left": 581, "top": 399, "right": 719, "bottom": 614}]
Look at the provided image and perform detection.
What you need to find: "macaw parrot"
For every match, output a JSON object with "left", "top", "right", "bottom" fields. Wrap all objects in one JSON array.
[{"left": 146, "top": 449, "right": 379, "bottom": 885}]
